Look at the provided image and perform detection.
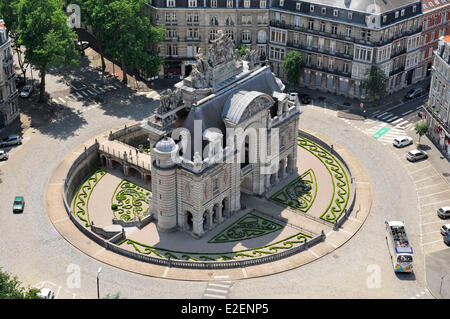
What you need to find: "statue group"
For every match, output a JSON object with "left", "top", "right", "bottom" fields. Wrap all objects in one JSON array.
[{"left": 158, "top": 88, "right": 183, "bottom": 114}]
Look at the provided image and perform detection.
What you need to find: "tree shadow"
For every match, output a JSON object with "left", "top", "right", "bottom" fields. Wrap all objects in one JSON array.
[{"left": 417, "top": 144, "right": 431, "bottom": 151}]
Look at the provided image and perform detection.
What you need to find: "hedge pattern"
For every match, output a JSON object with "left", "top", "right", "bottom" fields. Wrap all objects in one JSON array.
[
  {"left": 208, "top": 212, "right": 283, "bottom": 243},
  {"left": 297, "top": 135, "right": 350, "bottom": 223},
  {"left": 72, "top": 169, "right": 107, "bottom": 227},
  {"left": 111, "top": 180, "right": 151, "bottom": 222},
  {"left": 270, "top": 168, "right": 317, "bottom": 213}
]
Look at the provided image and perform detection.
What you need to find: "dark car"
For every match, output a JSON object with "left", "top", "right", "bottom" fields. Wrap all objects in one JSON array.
[
  {"left": 13, "top": 196, "right": 25, "bottom": 213},
  {"left": 418, "top": 110, "right": 427, "bottom": 119},
  {"left": 299, "top": 94, "right": 311, "bottom": 104},
  {"left": 405, "top": 88, "right": 423, "bottom": 100},
  {"left": 444, "top": 232, "right": 450, "bottom": 246},
  {"left": 0, "top": 135, "right": 22, "bottom": 147}
]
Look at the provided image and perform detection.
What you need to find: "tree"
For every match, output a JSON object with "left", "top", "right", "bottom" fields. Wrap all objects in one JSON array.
[
  {"left": 237, "top": 44, "right": 247, "bottom": 56},
  {"left": 16, "top": 0, "right": 79, "bottom": 102},
  {"left": 0, "top": 268, "right": 40, "bottom": 299},
  {"left": 0, "top": 0, "right": 29, "bottom": 82},
  {"left": 361, "top": 66, "right": 388, "bottom": 102},
  {"left": 104, "top": 0, "right": 165, "bottom": 84},
  {"left": 414, "top": 121, "right": 429, "bottom": 144},
  {"left": 74, "top": 0, "right": 111, "bottom": 73},
  {"left": 282, "top": 50, "right": 303, "bottom": 87}
]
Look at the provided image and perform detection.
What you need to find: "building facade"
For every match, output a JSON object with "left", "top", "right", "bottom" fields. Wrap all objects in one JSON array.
[
  {"left": 0, "top": 21, "right": 18, "bottom": 131},
  {"left": 425, "top": 35, "right": 450, "bottom": 158},
  {"left": 145, "top": 0, "right": 270, "bottom": 79},
  {"left": 418, "top": 0, "right": 450, "bottom": 80},
  {"left": 268, "top": 0, "right": 427, "bottom": 99}
]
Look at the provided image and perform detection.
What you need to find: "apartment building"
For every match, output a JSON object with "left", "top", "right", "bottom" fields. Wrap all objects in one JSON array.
[
  {"left": 419, "top": 0, "right": 450, "bottom": 79},
  {"left": 268, "top": 0, "right": 428, "bottom": 99},
  {"left": 145, "top": 0, "right": 270, "bottom": 78},
  {"left": 425, "top": 35, "right": 450, "bottom": 157},
  {"left": 0, "top": 21, "right": 18, "bottom": 132}
]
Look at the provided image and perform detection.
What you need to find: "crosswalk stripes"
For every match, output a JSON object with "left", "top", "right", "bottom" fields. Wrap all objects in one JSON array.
[
  {"left": 203, "top": 279, "right": 233, "bottom": 299},
  {"left": 365, "top": 123, "right": 407, "bottom": 145}
]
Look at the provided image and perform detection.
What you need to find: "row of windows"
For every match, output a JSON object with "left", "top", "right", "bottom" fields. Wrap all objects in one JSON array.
[{"left": 166, "top": 0, "right": 267, "bottom": 8}]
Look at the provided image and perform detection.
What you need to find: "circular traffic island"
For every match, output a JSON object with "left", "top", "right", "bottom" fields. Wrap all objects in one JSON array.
[{"left": 46, "top": 126, "right": 372, "bottom": 280}]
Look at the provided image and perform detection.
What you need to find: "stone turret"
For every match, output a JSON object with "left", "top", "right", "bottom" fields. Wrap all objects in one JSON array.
[{"left": 150, "top": 136, "right": 179, "bottom": 232}]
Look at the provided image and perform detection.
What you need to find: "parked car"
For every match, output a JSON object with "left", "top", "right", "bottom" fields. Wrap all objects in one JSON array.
[
  {"left": 405, "top": 88, "right": 423, "bottom": 100},
  {"left": 37, "top": 288, "right": 55, "bottom": 299},
  {"left": 75, "top": 41, "right": 89, "bottom": 50},
  {"left": 440, "top": 224, "right": 450, "bottom": 236},
  {"left": 418, "top": 110, "right": 427, "bottom": 119},
  {"left": 444, "top": 232, "right": 450, "bottom": 246},
  {"left": 437, "top": 207, "right": 450, "bottom": 219},
  {"left": 299, "top": 94, "right": 311, "bottom": 104},
  {"left": 20, "top": 84, "right": 33, "bottom": 98},
  {"left": 406, "top": 149, "right": 428, "bottom": 162},
  {"left": 0, "top": 149, "right": 8, "bottom": 160},
  {"left": 393, "top": 136, "right": 413, "bottom": 148},
  {"left": 0, "top": 135, "right": 22, "bottom": 147},
  {"left": 12, "top": 196, "right": 25, "bottom": 213}
]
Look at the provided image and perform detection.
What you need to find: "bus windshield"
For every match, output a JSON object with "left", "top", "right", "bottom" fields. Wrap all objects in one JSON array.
[{"left": 397, "top": 255, "right": 413, "bottom": 263}]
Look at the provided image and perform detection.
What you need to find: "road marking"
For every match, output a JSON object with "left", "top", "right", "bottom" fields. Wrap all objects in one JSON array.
[
  {"left": 86, "top": 89, "right": 95, "bottom": 95},
  {"left": 402, "top": 109, "right": 415, "bottom": 116},
  {"left": 162, "top": 267, "right": 169, "bottom": 278},
  {"left": 421, "top": 230, "right": 441, "bottom": 235},
  {"left": 209, "top": 283, "right": 232, "bottom": 289},
  {"left": 376, "top": 112, "right": 389, "bottom": 118},
  {"left": 308, "top": 248, "right": 320, "bottom": 258},
  {"left": 385, "top": 115, "right": 398, "bottom": 122},
  {"left": 392, "top": 118, "right": 404, "bottom": 124},
  {"left": 396, "top": 120, "right": 410, "bottom": 127},
  {"left": 421, "top": 199, "right": 450, "bottom": 208},
  {"left": 410, "top": 165, "right": 432, "bottom": 174},
  {"left": 419, "top": 189, "right": 450, "bottom": 199},
  {"left": 373, "top": 127, "right": 391, "bottom": 140},
  {"left": 58, "top": 97, "right": 66, "bottom": 103},
  {"left": 203, "top": 293, "right": 226, "bottom": 299},
  {"left": 417, "top": 183, "right": 449, "bottom": 191},
  {"left": 206, "top": 288, "right": 229, "bottom": 294},
  {"left": 378, "top": 113, "right": 394, "bottom": 120},
  {"left": 214, "top": 275, "right": 229, "bottom": 279},
  {"left": 241, "top": 268, "right": 247, "bottom": 278},
  {"left": 80, "top": 90, "right": 89, "bottom": 96},
  {"left": 421, "top": 220, "right": 446, "bottom": 226},
  {"left": 422, "top": 239, "right": 444, "bottom": 245},
  {"left": 414, "top": 175, "right": 439, "bottom": 183}
]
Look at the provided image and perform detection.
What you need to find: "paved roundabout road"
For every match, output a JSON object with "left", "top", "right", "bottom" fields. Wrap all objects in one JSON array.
[{"left": 0, "top": 97, "right": 433, "bottom": 299}]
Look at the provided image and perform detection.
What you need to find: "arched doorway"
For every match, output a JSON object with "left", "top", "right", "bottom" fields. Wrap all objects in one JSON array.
[
  {"left": 203, "top": 211, "right": 208, "bottom": 231},
  {"left": 186, "top": 211, "right": 193, "bottom": 231},
  {"left": 212, "top": 204, "right": 219, "bottom": 224},
  {"left": 100, "top": 155, "right": 107, "bottom": 167}
]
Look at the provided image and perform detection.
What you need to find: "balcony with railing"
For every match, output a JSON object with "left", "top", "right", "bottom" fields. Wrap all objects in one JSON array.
[
  {"left": 186, "top": 36, "right": 201, "bottom": 42},
  {"left": 286, "top": 42, "right": 353, "bottom": 60},
  {"left": 389, "top": 65, "right": 405, "bottom": 77},
  {"left": 270, "top": 20, "right": 422, "bottom": 48},
  {"left": 165, "top": 36, "right": 179, "bottom": 42}
]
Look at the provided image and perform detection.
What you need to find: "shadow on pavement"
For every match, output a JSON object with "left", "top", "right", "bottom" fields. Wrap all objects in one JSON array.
[{"left": 395, "top": 272, "right": 416, "bottom": 281}]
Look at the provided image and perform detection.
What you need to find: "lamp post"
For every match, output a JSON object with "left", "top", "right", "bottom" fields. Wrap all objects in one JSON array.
[{"left": 97, "top": 267, "right": 102, "bottom": 299}]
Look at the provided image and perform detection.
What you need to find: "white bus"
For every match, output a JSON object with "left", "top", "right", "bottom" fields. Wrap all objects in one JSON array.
[{"left": 385, "top": 220, "right": 414, "bottom": 273}]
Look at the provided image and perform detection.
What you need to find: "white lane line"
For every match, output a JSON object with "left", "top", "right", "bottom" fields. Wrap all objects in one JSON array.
[
  {"left": 423, "top": 239, "right": 444, "bottom": 245},
  {"left": 414, "top": 175, "right": 439, "bottom": 183},
  {"left": 203, "top": 294, "right": 226, "bottom": 299},
  {"left": 80, "top": 90, "right": 89, "bottom": 96},
  {"left": 206, "top": 288, "right": 229, "bottom": 294},
  {"left": 208, "top": 283, "right": 232, "bottom": 289},
  {"left": 416, "top": 105, "right": 424, "bottom": 109},
  {"left": 58, "top": 97, "right": 66, "bottom": 103},
  {"left": 162, "top": 267, "right": 169, "bottom": 278},
  {"left": 421, "top": 199, "right": 450, "bottom": 208},
  {"left": 74, "top": 92, "right": 83, "bottom": 98},
  {"left": 417, "top": 183, "right": 449, "bottom": 191},
  {"left": 385, "top": 115, "right": 398, "bottom": 122},
  {"left": 86, "top": 89, "right": 95, "bottom": 95},
  {"left": 409, "top": 165, "right": 432, "bottom": 174},
  {"left": 421, "top": 230, "right": 441, "bottom": 235},
  {"left": 396, "top": 120, "right": 410, "bottom": 127},
  {"left": 214, "top": 275, "right": 229, "bottom": 279},
  {"left": 402, "top": 109, "right": 415, "bottom": 116},
  {"left": 421, "top": 220, "right": 446, "bottom": 226},
  {"left": 241, "top": 268, "right": 247, "bottom": 278},
  {"left": 379, "top": 113, "right": 394, "bottom": 120},
  {"left": 392, "top": 118, "right": 404, "bottom": 124},
  {"left": 419, "top": 189, "right": 450, "bottom": 199},
  {"left": 376, "top": 112, "right": 389, "bottom": 118}
]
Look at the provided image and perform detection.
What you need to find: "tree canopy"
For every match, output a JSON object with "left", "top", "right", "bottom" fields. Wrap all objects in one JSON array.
[
  {"left": 414, "top": 121, "right": 429, "bottom": 144},
  {"left": 0, "top": 268, "right": 40, "bottom": 299},
  {"left": 282, "top": 50, "right": 303, "bottom": 87},
  {"left": 16, "top": 0, "right": 79, "bottom": 102},
  {"left": 361, "top": 66, "right": 388, "bottom": 102}
]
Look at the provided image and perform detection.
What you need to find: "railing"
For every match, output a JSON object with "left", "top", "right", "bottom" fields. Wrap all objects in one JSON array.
[
  {"left": 108, "top": 123, "right": 142, "bottom": 141},
  {"left": 389, "top": 66, "right": 405, "bottom": 77},
  {"left": 286, "top": 41, "right": 353, "bottom": 60},
  {"left": 186, "top": 36, "right": 201, "bottom": 42},
  {"left": 99, "top": 143, "right": 152, "bottom": 172}
]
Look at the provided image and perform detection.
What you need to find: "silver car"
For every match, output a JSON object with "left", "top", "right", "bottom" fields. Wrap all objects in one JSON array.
[
  {"left": 0, "top": 135, "right": 22, "bottom": 147},
  {"left": 20, "top": 84, "right": 33, "bottom": 98},
  {"left": 406, "top": 149, "right": 428, "bottom": 162},
  {"left": 440, "top": 224, "right": 450, "bottom": 236},
  {"left": 438, "top": 207, "right": 450, "bottom": 219}
]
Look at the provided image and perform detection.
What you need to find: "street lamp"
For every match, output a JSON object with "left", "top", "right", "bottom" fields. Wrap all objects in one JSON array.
[{"left": 97, "top": 267, "right": 102, "bottom": 299}]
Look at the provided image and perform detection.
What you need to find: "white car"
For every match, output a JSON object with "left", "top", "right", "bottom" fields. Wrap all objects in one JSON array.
[
  {"left": 440, "top": 224, "right": 450, "bottom": 236},
  {"left": 406, "top": 149, "right": 428, "bottom": 162},
  {"left": 20, "top": 84, "right": 33, "bottom": 98},
  {"left": 393, "top": 136, "right": 413, "bottom": 148},
  {"left": 0, "top": 149, "right": 8, "bottom": 160},
  {"left": 37, "top": 288, "right": 55, "bottom": 299}
]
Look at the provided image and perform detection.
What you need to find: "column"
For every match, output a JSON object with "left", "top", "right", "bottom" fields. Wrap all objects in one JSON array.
[
  {"left": 265, "top": 174, "right": 271, "bottom": 189},
  {"left": 218, "top": 203, "right": 224, "bottom": 223},
  {"left": 282, "top": 160, "right": 287, "bottom": 178},
  {"left": 193, "top": 217, "right": 203, "bottom": 237}
]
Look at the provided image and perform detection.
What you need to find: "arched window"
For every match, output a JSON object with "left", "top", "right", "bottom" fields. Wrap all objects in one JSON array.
[
  {"left": 210, "top": 16, "right": 218, "bottom": 26},
  {"left": 225, "top": 16, "right": 234, "bottom": 26}
]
